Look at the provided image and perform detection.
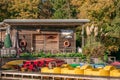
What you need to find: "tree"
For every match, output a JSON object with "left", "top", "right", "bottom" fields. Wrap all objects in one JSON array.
[
  {"left": 71, "top": 0, "right": 120, "bottom": 59},
  {"left": 7, "top": 0, "right": 39, "bottom": 19},
  {"left": 0, "top": 0, "right": 10, "bottom": 21},
  {"left": 38, "top": 0, "right": 53, "bottom": 19},
  {"left": 111, "top": 0, "right": 120, "bottom": 38},
  {"left": 100, "top": 0, "right": 120, "bottom": 54},
  {"left": 71, "top": 0, "right": 115, "bottom": 24},
  {"left": 50, "top": 0, "right": 77, "bottom": 19},
  {"left": 71, "top": 0, "right": 115, "bottom": 48}
]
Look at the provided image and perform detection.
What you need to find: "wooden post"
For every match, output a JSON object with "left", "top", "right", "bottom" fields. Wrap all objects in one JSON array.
[
  {"left": 81, "top": 25, "right": 85, "bottom": 52},
  {"left": 41, "top": 76, "right": 43, "bottom": 80}
]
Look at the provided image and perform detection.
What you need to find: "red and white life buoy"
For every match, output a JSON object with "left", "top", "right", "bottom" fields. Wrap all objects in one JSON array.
[
  {"left": 63, "top": 40, "right": 70, "bottom": 47},
  {"left": 20, "top": 40, "right": 27, "bottom": 47}
]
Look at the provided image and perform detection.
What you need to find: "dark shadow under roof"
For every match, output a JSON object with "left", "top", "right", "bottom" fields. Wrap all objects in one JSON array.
[{"left": 3, "top": 19, "right": 90, "bottom": 26}]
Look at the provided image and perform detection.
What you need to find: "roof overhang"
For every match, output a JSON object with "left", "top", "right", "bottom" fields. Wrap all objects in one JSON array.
[
  {"left": 3, "top": 19, "right": 90, "bottom": 26},
  {"left": 0, "top": 22, "right": 10, "bottom": 30}
]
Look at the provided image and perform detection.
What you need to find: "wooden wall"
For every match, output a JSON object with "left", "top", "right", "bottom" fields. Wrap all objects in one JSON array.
[
  {"left": 59, "top": 31, "right": 76, "bottom": 52},
  {"left": 0, "top": 27, "right": 76, "bottom": 53},
  {"left": 19, "top": 34, "right": 32, "bottom": 52},
  {"left": 0, "top": 31, "right": 6, "bottom": 42}
]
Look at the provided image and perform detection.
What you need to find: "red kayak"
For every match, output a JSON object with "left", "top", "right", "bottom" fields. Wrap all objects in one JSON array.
[
  {"left": 21, "top": 58, "right": 65, "bottom": 71},
  {"left": 111, "top": 61, "right": 120, "bottom": 66}
]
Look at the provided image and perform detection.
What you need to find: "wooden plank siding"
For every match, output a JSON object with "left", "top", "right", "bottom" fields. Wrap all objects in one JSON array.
[
  {"left": 0, "top": 31, "right": 6, "bottom": 42},
  {"left": 19, "top": 34, "right": 32, "bottom": 52},
  {"left": 45, "top": 34, "right": 59, "bottom": 50},
  {"left": 33, "top": 34, "right": 44, "bottom": 51},
  {"left": 0, "top": 29, "right": 76, "bottom": 53},
  {"left": 59, "top": 31, "right": 76, "bottom": 53},
  {"left": 33, "top": 34, "right": 59, "bottom": 53}
]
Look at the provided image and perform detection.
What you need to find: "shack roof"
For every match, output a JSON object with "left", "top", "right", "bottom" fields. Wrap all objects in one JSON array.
[{"left": 3, "top": 19, "right": 90, "bottom": 26}]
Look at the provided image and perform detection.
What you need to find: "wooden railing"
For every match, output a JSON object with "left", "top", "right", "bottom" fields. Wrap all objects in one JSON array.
[
  {"left": 1, "top": 70, "right": 120, "bottom": 80},
  {"left": 0, "top": 48, "right": 16, "bottom": 57}
]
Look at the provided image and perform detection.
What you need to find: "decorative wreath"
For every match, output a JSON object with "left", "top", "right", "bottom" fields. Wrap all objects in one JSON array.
[
  {"left": 20, "top": 40, "right": 27, "bottom": 47},
  {"left": 63, "top": 40, "right": 71, "bottom": 47}
]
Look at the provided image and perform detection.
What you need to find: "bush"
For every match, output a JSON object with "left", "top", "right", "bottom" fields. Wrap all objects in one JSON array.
[{"left": 19, "top": 52, "right": 86, "bottom": 59}]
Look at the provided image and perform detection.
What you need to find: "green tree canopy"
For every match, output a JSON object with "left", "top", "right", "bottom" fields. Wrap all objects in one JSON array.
[
  {"left": 50, "top": 0, "right": 77, "bottom": 19},
  {"left": 71, "top": 0, "right": 115, "bottom": 23},
  {"left": 0, "top": 0, "right": 9, "bottom": 21},
  {"left": 7, "top": 0, "right": 39, "bottom": 19},
  {"left": 38, "top": 0, "right": 53, "bottom": 19}
]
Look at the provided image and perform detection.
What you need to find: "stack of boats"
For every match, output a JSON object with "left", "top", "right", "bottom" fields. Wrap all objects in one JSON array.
[{"left": 41, "top": 64, "right": 120, "bottom": 77}]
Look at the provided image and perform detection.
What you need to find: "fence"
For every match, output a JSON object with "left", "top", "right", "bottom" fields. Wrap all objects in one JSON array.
[{"left": 0, "top": 48, "right": 16, "bottom": 57}]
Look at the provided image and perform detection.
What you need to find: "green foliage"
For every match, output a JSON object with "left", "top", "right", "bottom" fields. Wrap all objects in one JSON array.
[
  {"left": 0, "top": 0, "right": 10, "bottom": 21},
  {"left": 38, "top": 0, "right": 53, "bottom": 19},
  {"left": 20, "top": 52, "right": 86, "bottom": 59},
  {"left": 20, "top": 53, "right": 31, "bottom": 58},
  {"left": 71, "top": 0, "right": 115, "bottom": 23},
  {"left": 50, "top": 0, "right": 77, "bottom": 19},
  {"left": 71, "top": 0, "right": 120, "bottom": 56},
  {"left": 98, "top": 22, "right": 120, "bottom": 53},
  {"left": 7, "top": 0, "right": 39, "bottom": 19}
]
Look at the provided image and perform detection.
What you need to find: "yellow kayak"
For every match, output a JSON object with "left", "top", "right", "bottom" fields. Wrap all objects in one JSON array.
[{"left": 2, "top": 60, "right": 26, "bottom": 69}]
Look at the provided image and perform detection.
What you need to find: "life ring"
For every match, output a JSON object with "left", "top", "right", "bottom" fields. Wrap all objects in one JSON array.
[
  {"left": 20, "top": 40, "right": 27, "bottom": 47},
  {"left": 63, "top": 40, "right": 70, "bottom": 47}
]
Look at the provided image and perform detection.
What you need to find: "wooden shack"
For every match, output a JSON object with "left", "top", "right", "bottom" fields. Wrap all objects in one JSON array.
[{"left": 0, "top": 19, "right": 89, "bottom": 53}]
